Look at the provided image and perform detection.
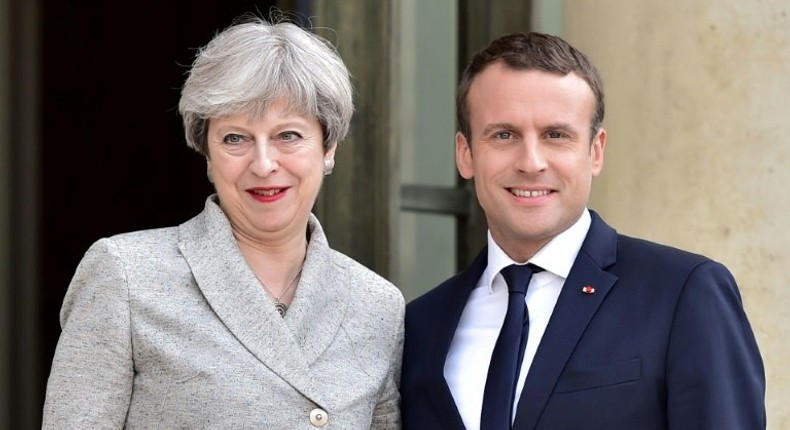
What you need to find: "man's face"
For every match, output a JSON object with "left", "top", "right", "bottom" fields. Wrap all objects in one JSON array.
[{"left": 456, "top": 62, "right": 606, "bottom": 261}]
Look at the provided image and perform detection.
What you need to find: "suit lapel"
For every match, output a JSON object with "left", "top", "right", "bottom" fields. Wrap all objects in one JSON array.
[
  {"left": 425, "top": 249, "right": 489, "bottom": 429},
  {"left": 177, "top": 198, "right": 329, "bottom": 405},
  {"left": 513, "top": 212, "right": 619, "bottom": 429}
]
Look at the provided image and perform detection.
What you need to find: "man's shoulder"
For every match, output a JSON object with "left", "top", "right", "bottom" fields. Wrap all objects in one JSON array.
[
  {"left": 407, "top": 246, "right": 487, "bottom": 315},
  {"left": 614, "top": 232, "right": 713, "bottom": 268},
  {"left": 589, "top": 211, "right": 720, "bottom": 273},
  {"left": 407, "top": 270, "right": 464, "bottom": 314}
]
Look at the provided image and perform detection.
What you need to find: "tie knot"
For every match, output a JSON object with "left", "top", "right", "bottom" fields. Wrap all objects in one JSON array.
[{"left": 500, "top": 263, "right": 543, "bottom": 295}]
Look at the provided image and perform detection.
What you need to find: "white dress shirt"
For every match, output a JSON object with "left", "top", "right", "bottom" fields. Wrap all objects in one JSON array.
[{"left": 444, "top": 210, "right": 592, "bottom": 430}]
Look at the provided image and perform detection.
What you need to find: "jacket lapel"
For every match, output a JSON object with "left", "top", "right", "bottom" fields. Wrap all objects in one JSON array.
[
  {"left": 282, "top": 215, "right": 347, "bottom": 368},
  {"left": 425, "top": 248, "right": 489, "bottom": 429},
  {"left": 177, "top": 197, "right": 334, "bottom": 405},
  {"left": 513, "top": 211, "right": 619, "bottom": 429}
]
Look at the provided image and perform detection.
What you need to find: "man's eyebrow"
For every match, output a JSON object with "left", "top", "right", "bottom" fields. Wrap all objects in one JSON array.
[
  {"left": 544, "top": 122, "right": 574, "bottom": 131},
  {"left": 481, "top": 123, "right": 518, "bottom": 135},
  {"left": 540, "top": 122, "right": 584, "bottom": 137}
]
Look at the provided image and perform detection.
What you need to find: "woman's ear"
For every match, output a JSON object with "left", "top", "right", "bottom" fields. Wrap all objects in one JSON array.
[
  {"left": 206, "top": 159, "right": 214, "bottom": 184},
  {"left": 324, "top": 144, "right": 337, "bottom": 176}
]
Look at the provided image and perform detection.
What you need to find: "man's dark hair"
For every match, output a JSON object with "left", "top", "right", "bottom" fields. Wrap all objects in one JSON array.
[{"left": 457, "top": 32, "right": 605, "bottom": 141}]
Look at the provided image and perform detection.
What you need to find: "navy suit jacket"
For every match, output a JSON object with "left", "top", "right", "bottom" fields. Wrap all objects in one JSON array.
[{"left": 401, "top": 211, "right": 765, "bottom": 429}]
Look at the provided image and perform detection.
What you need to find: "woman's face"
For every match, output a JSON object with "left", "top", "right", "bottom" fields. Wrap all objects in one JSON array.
[{"left": 206, "top": 99, "right": 333, "bottom": 243}]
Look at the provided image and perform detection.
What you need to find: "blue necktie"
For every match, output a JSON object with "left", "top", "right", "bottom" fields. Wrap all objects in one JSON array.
[{"left": 480, "top": 263, "right": 542, "bottom": 430}]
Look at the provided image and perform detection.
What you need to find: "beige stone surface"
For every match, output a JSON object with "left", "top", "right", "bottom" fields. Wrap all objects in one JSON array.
[{"left": 565, "top": 1, "right": 789, "bottom": 427}]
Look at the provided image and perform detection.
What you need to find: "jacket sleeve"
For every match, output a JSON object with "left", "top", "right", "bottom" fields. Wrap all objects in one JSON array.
[
  {"left": 42, "top": 238, "right": 134, "bottom": 429},
  {"left": 666, "top": 260, "right": 766, "bottom": 429},
  {"left": 371, "top": 295, "right": 405, "bottom": 430}
]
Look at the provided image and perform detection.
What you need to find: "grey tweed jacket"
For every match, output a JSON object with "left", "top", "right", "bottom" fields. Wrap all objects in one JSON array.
[{"left": 43, "top": 196, "right": 405, "bottom": 429}]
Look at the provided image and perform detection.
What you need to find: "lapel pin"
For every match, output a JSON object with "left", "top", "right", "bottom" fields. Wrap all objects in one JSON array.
[{"left": 581, "top": 285, "right": 596, "bottom": 294}]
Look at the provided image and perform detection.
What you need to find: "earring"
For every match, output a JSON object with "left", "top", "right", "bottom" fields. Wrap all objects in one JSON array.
[
  {"left": 206, "top": 167, "right": 214, "bottom": 184},
  {"left": 323, "top": 159, "right": 335, "bottom": 176}
]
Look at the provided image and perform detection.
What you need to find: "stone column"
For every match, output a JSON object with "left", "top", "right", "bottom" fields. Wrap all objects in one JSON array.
[
  {"left": 308, "top": 0, "right": 400, "bottom": 279},
  {"left": 565, "top": 1, "right": 789, "bottom": 425}
]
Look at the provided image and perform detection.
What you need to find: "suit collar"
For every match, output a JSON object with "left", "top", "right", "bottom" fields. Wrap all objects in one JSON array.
[
  {"left": 422, "top": 248, "right": 489, "bottom": 430},
  {"left": 576, "top": 210, "right": 618, "bottom": 268},
  {"left": 433, "top": 247, "right": 489, "bottom": 362},
  {"left": 176, "top": 196, "right": 346, "bottom": 406},
  {"left": 513, "top": 211, "right": 618, "bottom": 429},
  {"left": 484, "top": 209, "right": 592, "bottom": 290}
]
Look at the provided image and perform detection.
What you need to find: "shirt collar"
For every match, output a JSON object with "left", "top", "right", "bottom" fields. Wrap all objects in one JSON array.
[{"left": 482, "top": 209, "right": 592, "bottom": 292}]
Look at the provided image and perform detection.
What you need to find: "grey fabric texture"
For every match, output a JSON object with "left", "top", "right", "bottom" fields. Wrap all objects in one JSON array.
[{"left": 43, "top": 196, "right": 405, "bottom": 429}]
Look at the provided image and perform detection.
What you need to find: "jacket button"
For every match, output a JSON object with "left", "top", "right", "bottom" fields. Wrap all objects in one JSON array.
[{"left": 309, "top": 408, "right": 329, "bottom": 427}]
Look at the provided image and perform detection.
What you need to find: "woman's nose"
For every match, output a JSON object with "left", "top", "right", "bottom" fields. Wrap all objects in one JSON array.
[{"left": 250, "top": 142, "right": 279, "bottom": 176}]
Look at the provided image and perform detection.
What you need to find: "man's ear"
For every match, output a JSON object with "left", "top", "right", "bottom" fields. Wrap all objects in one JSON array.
[
  {"left": 456, "top": 132, "right": 474, "bottom": 179},
  {"left": 591, "top": 127, "right": 606, "bottom": 177}
]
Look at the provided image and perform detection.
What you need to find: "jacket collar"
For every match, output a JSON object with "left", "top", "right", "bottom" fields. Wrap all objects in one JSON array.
[
  {"left": 419, "top": 248, "right": 489, "bottom": 430},
  {"left": 513, "top": 210, "right": 618, "bottom": 429},
  {"left": 177, "top": 195, "right": 347, "bottom": 406}
]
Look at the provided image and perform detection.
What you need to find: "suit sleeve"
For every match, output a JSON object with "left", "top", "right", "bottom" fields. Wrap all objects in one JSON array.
[
  {"left": 666, "top": 260, "right": 765, "bottom": 429},
  {"left": 42, "top": 238, "right": 134, "bottom": 429},
  {"left": 371, "top": 294, "right": 405, "bottom": 430}
]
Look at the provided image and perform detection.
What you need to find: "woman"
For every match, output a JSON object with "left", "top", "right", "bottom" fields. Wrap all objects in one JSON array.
[{"left": 43, "top": 16, "right": 404, "bottom": 429}]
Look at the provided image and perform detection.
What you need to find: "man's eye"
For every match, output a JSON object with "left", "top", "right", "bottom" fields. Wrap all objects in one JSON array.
[
  {"left": 547, "top": 131, "right": 564, "bottom": 139},
  {"left": 495, "top": 131, "right": 513, "bottom": 139}
]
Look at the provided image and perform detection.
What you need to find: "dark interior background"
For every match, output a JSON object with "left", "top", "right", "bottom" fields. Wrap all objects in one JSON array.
[
  {"left": 33, "top": 1, "right": 286, "bottom": 426},
  {"left": 6, "top": 1, "right": 532, "bottom": 427}
]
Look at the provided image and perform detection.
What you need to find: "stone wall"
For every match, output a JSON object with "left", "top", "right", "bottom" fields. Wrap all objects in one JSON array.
[{"left": 565, "top": 1, "right": 790, "bottom": 426}]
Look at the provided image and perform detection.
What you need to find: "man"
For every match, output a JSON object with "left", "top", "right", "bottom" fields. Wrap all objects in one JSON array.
[{"left": 400, "top": 32, "right": 765, "bottom": 430}]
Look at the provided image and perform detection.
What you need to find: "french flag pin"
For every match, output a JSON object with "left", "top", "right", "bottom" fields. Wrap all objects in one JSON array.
[{"left": 581, "top": 285, "right": 596, "bottom": 294}]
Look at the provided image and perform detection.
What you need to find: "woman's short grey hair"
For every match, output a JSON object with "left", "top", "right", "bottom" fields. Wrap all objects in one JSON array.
[{"left": 178, "top": 16, "right": 354, "bottom": 156}]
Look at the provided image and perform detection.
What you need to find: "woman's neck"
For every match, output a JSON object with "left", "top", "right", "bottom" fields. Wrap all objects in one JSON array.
[{"left": 234, "top": 228, "right": 308, "bottom": 296}]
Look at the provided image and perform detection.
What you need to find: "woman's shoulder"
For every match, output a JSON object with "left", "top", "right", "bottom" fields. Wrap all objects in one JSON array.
[
  {"left": 325, "top": 249, "right": 392, "bottom": 284},
  {"left": 86, "top": 226, "right": 181, "bottom": 260},
  {"left": 325, "top": 249, "right": 404, "bottom": 303}
]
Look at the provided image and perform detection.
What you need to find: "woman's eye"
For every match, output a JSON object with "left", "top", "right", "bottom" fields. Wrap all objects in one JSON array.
[
  {"left": 222, "top": 134, "right": 245, "bottom": 144},
  {"left": 280, "top": 131, "right": 303, "bottom": 141}
]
